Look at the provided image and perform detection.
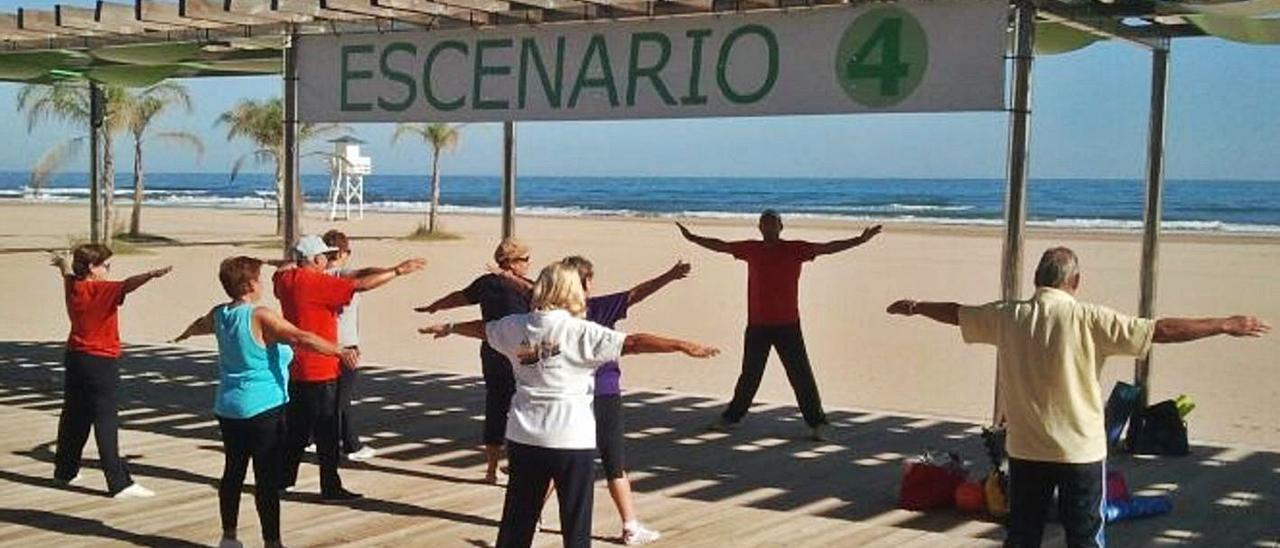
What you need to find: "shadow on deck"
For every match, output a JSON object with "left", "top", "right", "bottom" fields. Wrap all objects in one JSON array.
[{"left": 0, "top": 341, "right": 1277, "bottom": 546}]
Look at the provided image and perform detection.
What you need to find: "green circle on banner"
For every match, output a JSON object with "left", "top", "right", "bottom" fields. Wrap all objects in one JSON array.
[{"left": 834, "top": 8, "right": 929, "bottom": 107}]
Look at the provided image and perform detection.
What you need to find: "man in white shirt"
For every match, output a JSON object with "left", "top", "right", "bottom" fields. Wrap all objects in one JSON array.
[{"left": 886, "top": 246, "right": 1269, "bottom": 548}]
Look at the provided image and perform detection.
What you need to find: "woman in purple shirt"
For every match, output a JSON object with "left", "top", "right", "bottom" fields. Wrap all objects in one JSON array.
[
  {"left": 492, "top": 256, "right": 691, "bottom": 544},
  {"left": 560, "top": 256, "right": 690, "bottom": 545}
]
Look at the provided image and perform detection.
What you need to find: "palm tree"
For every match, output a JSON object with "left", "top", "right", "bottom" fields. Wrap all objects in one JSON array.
[
  {"left": 120, "top": 82, "right": 204, "bottom": 239},
  {"left": 18, "top": 82, "right": 129, "bottom": 245},
  {"left": 392, "top": 123, "right": 462, "bottom": 234},
  {"left": 217, "top": 98, "right": 344, "bottom": 235}
]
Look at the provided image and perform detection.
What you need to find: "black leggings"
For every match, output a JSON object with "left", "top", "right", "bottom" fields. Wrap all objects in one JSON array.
[
  {"left": 497, "top": 442, "right": 595, "bottom": 548},
  {"left": 218, "top": 406, "right": 286, "bottom": 543},
  {"left": 481, "top": 344, "right": 516, "bottom": 446},
  {"left": 722, "top": 323, "right": 827, "bottom": 427},
  {"left": 54, "top": 351, "right": 133, "bottom": 494},
  {"left": 594, "top": 395, "right": 627, "bottom": 480}
]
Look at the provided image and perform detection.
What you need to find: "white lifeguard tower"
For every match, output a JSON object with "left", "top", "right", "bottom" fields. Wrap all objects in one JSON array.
[{"left": 327, "top": 136, "right": 371, "bottom": 220}]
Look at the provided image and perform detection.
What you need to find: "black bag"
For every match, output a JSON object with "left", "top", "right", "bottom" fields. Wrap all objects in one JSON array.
[{"left": 1125, "top": 400, "right": 1190, "bottom": 456}]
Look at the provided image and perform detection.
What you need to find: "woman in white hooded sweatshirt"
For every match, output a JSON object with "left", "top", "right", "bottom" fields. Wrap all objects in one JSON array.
[{"left": 419, "top": 261, "right": 718, "bottom": 548}]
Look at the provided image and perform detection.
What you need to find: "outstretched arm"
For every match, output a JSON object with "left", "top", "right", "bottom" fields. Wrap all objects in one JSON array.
[
  {"left": 122, "top": 266, "right": 173, "bottom": 294},
  {"left": 419, "top": 319, "right": 486, "bottom": 340},
  {"left": 676, "top": 222, "right": 734, "bottom": 254},
  {"left": 812, "top": 225, "right": 883, "bottom": 257},
  {"left": 488, "top": 265, "right": 535, "bottom": 296},
  {"left": 1153, "top": 316, "right": 1270, "bottom": 343},
  {"left": 353, "top": 258, "right": 426, "bottom": 292},
  {"left": 886, "top": 299, "right": 961, "bottom": 326},
  {"left": 171, "top": 309, "right": 216, "bottom": 343},
  {"left": 49, "top": 251, "right": 72, "bottom": 279},
  {"left": 627, "top": 261, "right": 691, "bottom": 307},
  {"left": 416, "top": 290, "right": 472, "bottom": 313},
  {"left": 621, "top": 332, "right": 719, "bottom": 358},
  {"left": 256, "top": 307, "right": 355, "bottom": 366}
]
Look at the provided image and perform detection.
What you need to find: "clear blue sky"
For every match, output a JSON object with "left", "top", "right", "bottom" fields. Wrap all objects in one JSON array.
[{"left": 1, "top": 0, "right": 1277, "bottom": 180}]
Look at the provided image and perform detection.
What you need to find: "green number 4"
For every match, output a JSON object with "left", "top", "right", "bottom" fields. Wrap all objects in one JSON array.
[{"left": 845, "top": 18, "right": 909, "bottom": 97}]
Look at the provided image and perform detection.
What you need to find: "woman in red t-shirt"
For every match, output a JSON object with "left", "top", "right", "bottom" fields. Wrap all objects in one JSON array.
[{"left": 50, "top": 244, "right": 171, "bottom": 498}]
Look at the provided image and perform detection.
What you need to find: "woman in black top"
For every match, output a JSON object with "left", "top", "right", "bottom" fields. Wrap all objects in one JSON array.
[{"left": 416, "top": 238, "right": 532, "bottom": 483}]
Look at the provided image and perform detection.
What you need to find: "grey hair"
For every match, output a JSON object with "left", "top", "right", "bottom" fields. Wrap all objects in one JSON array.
[{"left": 1034, "top": 247, "right": 1079, "bottom": 288}]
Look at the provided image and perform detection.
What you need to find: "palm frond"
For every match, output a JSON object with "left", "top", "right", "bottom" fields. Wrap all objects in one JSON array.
[
  {"left": 391, "top": 123, "right": 426, "bottom": 147},
  {"left": 299, "top": 123, "right": 350, "bottom": 144},
  {"left": 151, "top": 131, "right": 206, "bottom": 163},
  {"left": 229, "top": 149, "right": 277, "bottom": 182},
  {"left": 18, "top": 82, "right": 90, "bottom": 133},
  {"left": 28, "top": 137, "right": 88, "bottom": 191}
]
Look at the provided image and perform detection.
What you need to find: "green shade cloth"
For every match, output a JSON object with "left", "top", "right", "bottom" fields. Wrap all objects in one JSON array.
[
  {"left": 86, "top": 64, "right": 184, "bottom": 87},
  {"left": 1163, "top": 0, "right": 1280, "bottom": 17},
  {"left": 0, "top": 50, "right": 80, "bottom": 81},
  {"left": 1033, "top": 22, "right": 1106, "bottom": 55},
  {"left": 1186, "top": 13, "right": 1280, "bottom": 43},
  {"left": 90, "top": 43, "right": 205, "bottom": 65}
]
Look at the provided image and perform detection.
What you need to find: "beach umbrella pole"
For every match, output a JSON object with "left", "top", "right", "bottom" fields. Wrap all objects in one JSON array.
[
  {"left": 502, "top": 120, "right": 517, "bottom": 238},
  {"left": 89, "top": 81, "right": 103, "bottom": 244},
  {"left": 995, "top": 0, "right": 1037, "bottom": 424},
  {"left": 1135, "top": 41, "right": 1171, "bottom": 407},
  {"left": 282, "top": 30, "right": 301, "bottom": 255}
]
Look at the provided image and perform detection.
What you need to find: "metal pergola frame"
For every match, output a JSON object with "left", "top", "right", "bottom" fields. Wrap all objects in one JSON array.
[{"left": 1, "top": 0, "right": 1267, "bottom": 409}]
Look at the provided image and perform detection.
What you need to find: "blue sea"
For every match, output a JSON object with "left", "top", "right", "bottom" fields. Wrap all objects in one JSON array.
[{"left": 2, "top": 172, "right": 1279, "bottom": 234}]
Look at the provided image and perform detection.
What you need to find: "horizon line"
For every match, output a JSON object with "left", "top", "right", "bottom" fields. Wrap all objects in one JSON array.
[{"left": 1, "top": 171, "right": 1277, "bottom": 183}]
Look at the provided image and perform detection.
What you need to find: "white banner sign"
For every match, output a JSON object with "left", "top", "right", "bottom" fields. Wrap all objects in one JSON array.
[{"left": 297, "top": 0, "right": 1007, "bottom": 122}]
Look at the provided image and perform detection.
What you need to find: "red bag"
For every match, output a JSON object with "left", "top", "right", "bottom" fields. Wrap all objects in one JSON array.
[{"left": 899, "top": 459, "right": 967, "bottom": 510}]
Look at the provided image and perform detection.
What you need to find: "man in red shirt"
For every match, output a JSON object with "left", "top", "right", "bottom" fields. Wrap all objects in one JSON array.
[
  {"left": 274, "top": 234, "right": 425, "bottom": 501},
  {"left": 678, "top": 210, "right": 881, "bottom": 440}
]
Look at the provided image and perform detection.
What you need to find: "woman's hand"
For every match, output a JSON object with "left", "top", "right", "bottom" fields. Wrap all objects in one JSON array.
[
  {"left": 681, "top": 343, "right": 719, "bottom": 358},
  {"left": 418, "top": 323, "right": 453, "bottom": 338}
]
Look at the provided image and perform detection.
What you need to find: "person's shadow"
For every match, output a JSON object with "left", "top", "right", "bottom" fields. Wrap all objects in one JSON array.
[{"left": 0, "top": 508, "right": 205, "bottom": 548}]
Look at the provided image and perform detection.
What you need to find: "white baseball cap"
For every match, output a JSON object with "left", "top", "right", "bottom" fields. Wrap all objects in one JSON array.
[{"left": 294, "top": 234, "right": 338, "bottom": 259}]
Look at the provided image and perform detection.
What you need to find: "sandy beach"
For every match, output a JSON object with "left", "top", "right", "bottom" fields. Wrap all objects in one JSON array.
[{"left": 1, "top": 201, "right": 1277, "bottom": 450}]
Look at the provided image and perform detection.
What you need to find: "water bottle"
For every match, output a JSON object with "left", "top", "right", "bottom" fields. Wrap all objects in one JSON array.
[{"left": 1104, "top": 495, "right": 1173, "bottom": 523}]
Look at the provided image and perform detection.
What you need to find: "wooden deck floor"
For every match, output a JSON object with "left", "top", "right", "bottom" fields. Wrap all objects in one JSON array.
[{"left": 0, "top": 341, "right": 1276, "bottom": 547}]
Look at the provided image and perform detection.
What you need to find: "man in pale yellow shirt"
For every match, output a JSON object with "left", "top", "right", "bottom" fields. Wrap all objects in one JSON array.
[{"left": 886, "top": 247, "right": 1269, "bottom": 548}]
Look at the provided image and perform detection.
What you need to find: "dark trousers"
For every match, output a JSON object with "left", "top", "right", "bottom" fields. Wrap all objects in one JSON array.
[
  {"left": 481, "top": 344, "right": 516, "bottom": 446},
  {"left": 496, "top": 442, "right": 595, "bottom": 548},
  {"left": 722, "top": 323, "right": 827, "bottom": 427},
  {"left": 336, "top": 362, "right": 363, "bottom": 453},
  {"left": 283, "top": 381, "right": 343, "bottom": 494},
  {"left": 54, "top": 351, "right": 133, "bottom": 493},
  {"left": 1005, "top": 458, "right": 1106, "bottom": 548},
  {"left": 594, "top": 395, "right": 627, "bottom": 480},
  {"left": 218, "top": 406, "right": 286, "bottom": 543}
]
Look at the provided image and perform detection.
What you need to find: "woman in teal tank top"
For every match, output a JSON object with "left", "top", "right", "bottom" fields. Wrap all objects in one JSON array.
[
  {"left": 173, "top": 257, "right": 348, "bottom": 548},
  {"left": 212, "top": 303, "right": 294, "bottom": 419}
]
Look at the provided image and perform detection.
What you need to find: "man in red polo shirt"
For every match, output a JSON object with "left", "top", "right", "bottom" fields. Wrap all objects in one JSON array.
[
  {"left": 275, "top": 234, "right": 425, "bottom": 501},
  {"left": 678, "top": 210, "right": 881, "bottom": 440}
]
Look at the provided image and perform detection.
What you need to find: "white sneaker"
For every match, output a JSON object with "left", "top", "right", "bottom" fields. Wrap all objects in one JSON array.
[
  {"left": 113, "top": 483, "right": 155, "bottom": 499},
  {"left": 346, "top": 446, "right": 377, "bottom": 461},
  {"left": 53, "top": 472, "right": 83, "bottom": 486},
  {"left": 623, "top": 523, "right": 661, "bottom": 545},
  {"left": 304, "top": 443, "right": 316, "bottom": 453},
  {"left": 218, "top": 538, "right": 244, "bottom": 548}
]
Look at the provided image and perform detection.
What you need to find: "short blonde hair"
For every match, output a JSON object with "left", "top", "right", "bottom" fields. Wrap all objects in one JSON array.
[
  {"left": 494, "top": 238, "right": 530, "bottom": 266},
  {"left": 531, "top": 262, "right": 586, "bottom": 318}
]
